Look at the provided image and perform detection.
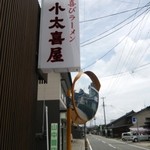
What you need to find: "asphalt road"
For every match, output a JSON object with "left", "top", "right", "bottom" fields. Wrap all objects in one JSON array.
[{"left": 87, "top": 134, "right": 150, "bottom": 150}]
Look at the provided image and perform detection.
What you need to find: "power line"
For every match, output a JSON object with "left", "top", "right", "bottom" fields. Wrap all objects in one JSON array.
[
  {"left": 105, "top": 7, "right": 150, "bottom": 96},
  {"left": 119, "top": 0, "right": 145, "bottom": 4},
  {"left": 135, "top": 62, "right": 150, "bottom": 71},
  {"left": 81, "top": 5, "right": 150, "bottom": 47},
  {"left": 99, "top": 62, "right": 150, "bottom": 79},
  {"left": 120, "top": 2, "right": 150, "bottom": 73},
  {"left": 80, "top": 4, "right": 150, "bottom": 23},
  {"left": 130, "top": 29, "right": 150, "bottom": 71},
  {"left": 82, "top": 10, "right": 149, "bottom": 70},
  {"left": 105, "top": 2, "right": 149, "bottom": 96}
]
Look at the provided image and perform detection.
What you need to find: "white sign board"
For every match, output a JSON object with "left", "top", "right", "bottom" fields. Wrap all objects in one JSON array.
[{"left": 38, "top": 0, "right": 80, "bottom": 73}]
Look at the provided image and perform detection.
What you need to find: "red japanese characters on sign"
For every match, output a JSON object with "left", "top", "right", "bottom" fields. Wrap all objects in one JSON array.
[
  {"left": 68, "top": 0, "right": 76, "bottom": 42},
  {"left": 38, "top": 0, "right": 80, "bottom": 73},
  {"left": 48, "top": 2, "right": 65, "bottom": 63}
]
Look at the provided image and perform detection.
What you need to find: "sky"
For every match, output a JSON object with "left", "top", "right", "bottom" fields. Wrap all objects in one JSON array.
[
  {"left": 73, "top": 0, "right": 150, "bottom": 126},
  {"left": 38, "top": 0, "right": 150, "bottom": 125}
]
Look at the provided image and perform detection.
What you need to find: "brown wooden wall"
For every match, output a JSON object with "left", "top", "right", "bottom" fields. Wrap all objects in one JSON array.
[{"left": 0, "top": 0, "right": 40, "bottom": 150}]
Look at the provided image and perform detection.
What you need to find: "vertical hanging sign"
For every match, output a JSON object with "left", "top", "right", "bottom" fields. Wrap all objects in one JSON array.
[
  {"left": 50, "top": 123, "right": 58, "bottom": 150},
  {"left": 38, "top": 0, "right": 80, "bottom": 73}
]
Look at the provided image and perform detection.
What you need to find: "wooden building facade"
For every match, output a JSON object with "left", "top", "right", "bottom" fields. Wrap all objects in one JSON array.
[{"left": 0, "top": 0, "right": 41, "bottom": 150}]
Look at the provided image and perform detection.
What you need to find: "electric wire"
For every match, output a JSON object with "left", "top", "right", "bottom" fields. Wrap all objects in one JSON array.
[
  {"left": 98, "top": 62, "right": 150, "bottom": 79},
  {"left": 119, "top": 0, "right": 145, "bottom": 4},
  {"left": 83, "top": 1, "right": 147, "bottom": 97},
  {"left": 81, "top": 2, "right": 150, "bottom": 45},
  {"left": 129, "top": 14, "right": 150, "bottom": 71},
  {"left": 124, "top": 6, "right": 150, "bottom": 72},
  {"left": 83, "top": 6, "right": 150, "bottom": 98},
  {"left": 80, "top": 4, "right": 150, "bottom": 23},
  {"left": 135, "top": 62, "right": 150, "bottom": 71},
  {"left": 113, "top": 7, "right": 150, "bottom": 85},
  {"left": 105, "top": 5, "right": 149, "bottom": 96},
  {"left": 104, "top": 2, "right": 150, "bottom": 98},
  {"left": 108, "top": 0, "right": 145, "bottom": 93},
  {"left": 81, "top": 4, "right": 150, "bottom": 46},
  {"left": 81, "top": 1, "right": 150, "bottom": 123},
  {"left": 134, "top": 45, "right": 150, "bottom": 70},
  {"left": 82, "top": 8, "right": 150, "bottom": 70},
  {"left": 81, "top": 1, "right": 150, "bottom": 99}
]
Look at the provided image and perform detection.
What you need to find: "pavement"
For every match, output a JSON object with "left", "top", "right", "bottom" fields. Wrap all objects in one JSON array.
[{"left": 72, "top": 139, "right": 85, "bottom": 150}]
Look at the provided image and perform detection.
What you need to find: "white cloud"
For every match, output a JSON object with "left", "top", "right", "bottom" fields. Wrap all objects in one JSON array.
[{"left": 77, "top": 0, "right": 150, "bottom": 125}]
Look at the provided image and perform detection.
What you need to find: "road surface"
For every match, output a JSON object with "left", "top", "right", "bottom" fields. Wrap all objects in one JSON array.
[{"left": 87, "top": 134, "right": 150, "bottom": 150}]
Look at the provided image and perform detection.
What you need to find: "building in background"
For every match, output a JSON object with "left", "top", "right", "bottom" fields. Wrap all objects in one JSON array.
[
  {"left": 106, "top": 111, "right": 135, "bottom": 138},
  {"left": 130, "top": 106, "right": 150, "bottom": 134},
  {"left": 104, "top": 106, "right": 150, "bottom": 138}
]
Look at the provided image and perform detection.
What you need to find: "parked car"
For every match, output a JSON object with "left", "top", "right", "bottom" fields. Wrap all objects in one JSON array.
[
  {"left": 131, "top": 134, "right": 150, "bottom": 142},
  {"left": 122, "top": 132, "right": 150, "bottom": 142},
  {"left": 121, "top": 132, "right": 133, "bottom": 141}
]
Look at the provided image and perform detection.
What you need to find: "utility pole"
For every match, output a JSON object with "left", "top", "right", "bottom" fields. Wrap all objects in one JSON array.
[
  {"left": 101, "top": 97, "right": 106, "bottom": 126},
  {"left": 101, "top": 97, "right": 107, "bottom": 137}
]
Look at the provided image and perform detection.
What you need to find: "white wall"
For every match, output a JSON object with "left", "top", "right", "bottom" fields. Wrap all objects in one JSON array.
[{"left": 38, "top": 72, "right": 61, "bottom": 100}]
